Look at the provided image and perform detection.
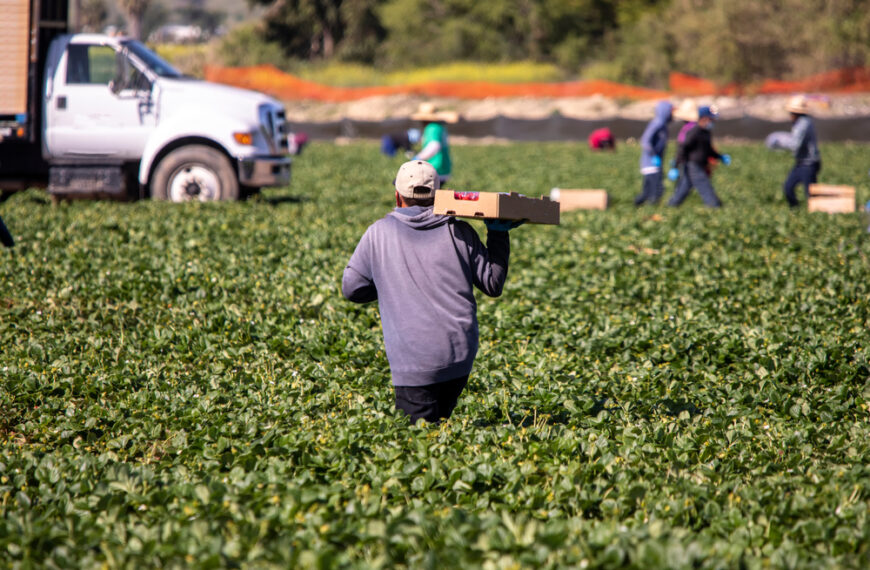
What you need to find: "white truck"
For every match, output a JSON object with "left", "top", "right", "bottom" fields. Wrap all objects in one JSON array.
[{"left": 0, "top": 0, "right": 291, "bottom": 201}]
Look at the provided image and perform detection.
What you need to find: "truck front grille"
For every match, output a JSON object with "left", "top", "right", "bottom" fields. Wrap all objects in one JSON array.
[{"left": 259, "top": 105, "right": 289, "bottom": 153}]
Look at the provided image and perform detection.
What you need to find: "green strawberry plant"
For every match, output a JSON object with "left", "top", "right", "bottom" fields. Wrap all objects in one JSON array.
[{"left": 1, "top": 141, "right": 869, "bottom": 568}]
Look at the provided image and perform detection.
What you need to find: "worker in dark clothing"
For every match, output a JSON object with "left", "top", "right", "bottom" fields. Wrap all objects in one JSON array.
[
  {"left": 381, "top": 129, "right": 421, "bottom": 158},
  {"left": 668, "top": 106, "right": 730, "bottom": 208}
]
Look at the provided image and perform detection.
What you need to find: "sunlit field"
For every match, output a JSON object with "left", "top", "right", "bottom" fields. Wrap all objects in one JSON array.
[{"left": 1, "top": 141, "right": 869, "bottom": 568}]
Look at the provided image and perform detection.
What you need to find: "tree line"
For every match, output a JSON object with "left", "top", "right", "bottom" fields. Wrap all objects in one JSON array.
[{"left": 105, "top": 0, "right": 870, "bottom": 87}]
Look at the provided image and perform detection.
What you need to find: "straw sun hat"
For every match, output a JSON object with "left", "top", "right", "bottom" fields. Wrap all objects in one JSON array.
[
  {"left": 673, "top": 99, "right": 699, "bottom": 122},
  {"left": 786, "top": 94, "right": 810, "bottom": 114},
  {"left": 410, "top": 102, "right": 460, "bottom": 124}
]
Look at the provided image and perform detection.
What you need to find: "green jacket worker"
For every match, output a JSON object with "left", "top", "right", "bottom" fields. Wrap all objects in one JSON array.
[
  {"left": 342, "top": 160, "right": 519, "bottom": 424},
  {"left": 411, "top": 103, "right": 458, "bottom": 187}
]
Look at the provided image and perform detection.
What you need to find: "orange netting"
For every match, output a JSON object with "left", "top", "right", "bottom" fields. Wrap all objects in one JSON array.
[
  {"left": 204, "top": 64, "right": 671, "bottom": 101},
  {"left": 755, "top": 67, "right": 870, "bottom": 94},
  {"left": 670, "top": 68, "right": 870, "bottom": 96},
  {"left": 204, "top": 64, "right": 870, "bottom": 102}
]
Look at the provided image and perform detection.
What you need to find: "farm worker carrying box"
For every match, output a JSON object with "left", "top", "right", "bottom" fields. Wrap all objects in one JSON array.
[{"left": 342, "top": 160, "right": 522, "bottom": 424}]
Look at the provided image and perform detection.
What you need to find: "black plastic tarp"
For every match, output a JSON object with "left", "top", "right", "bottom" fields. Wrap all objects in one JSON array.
[{"left": 291, "top": 115, "right": 870, "bottom": 142}]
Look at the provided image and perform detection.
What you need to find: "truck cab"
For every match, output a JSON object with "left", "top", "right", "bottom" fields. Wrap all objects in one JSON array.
[
  {"left": 0, "top": 0, "right": 292, "bottom": 201},
  {"left": 42, "top": 34, "right": 291, "bottom": 200}
]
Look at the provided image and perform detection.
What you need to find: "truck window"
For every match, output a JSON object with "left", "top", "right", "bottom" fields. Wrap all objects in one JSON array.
[
  {"left": 66, "top": 44, "right": 116, "bottom": 84},
  {"left": 66, "top": 44, "right": 151, "bottom": 92},
  {"left": 122, "top": 41, "right": 184, "bottom": 78}
]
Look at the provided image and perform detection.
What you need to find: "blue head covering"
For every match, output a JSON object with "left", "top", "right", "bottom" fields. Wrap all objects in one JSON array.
[{"left": 698, "top": 106, "right": 718, "bottom": 120}]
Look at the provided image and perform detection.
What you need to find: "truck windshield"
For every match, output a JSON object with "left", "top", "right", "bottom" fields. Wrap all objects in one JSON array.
[{"left": 121, "top": 40, "right": 185, "bottom": 78}]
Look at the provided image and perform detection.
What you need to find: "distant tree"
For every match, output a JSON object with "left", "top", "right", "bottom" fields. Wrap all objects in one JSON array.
[
  {"left": 252, "top": 0, "right": 345, "bottom": 59},
  {"left": 118, "top": 0, "right": 150, "bottom": 39},
  {"left": 142, "top": 1, "right": 171, "bottom": 41},
  {"left": 821, "top": 0, "right": 870, "bottom": 68},
  {"left": 597, "top": 0, "right": 870, "bottom": 86},
  {"left": 244, "top": 0, "right": 870, "bottom": 82},
  {"left": 216, "top": 22, "right": 289, "bottom": 68},
  {"left": 178, "top": 0, "right": 227, "bottom": 36},
  {"left": 338, "top": 0, "right": 386, "bottom": 62},
  {"left": 79, "top": 0, "right": 108, "bottom": 32},
  {"left": 377, "top": 0, "right": 626, "bottom": 68}
]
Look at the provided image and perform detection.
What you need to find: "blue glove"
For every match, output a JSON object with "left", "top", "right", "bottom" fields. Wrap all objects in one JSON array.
[
  {"left": 485, "top": 219, "right": 525, "bottom": 232},
  {"left": 721, "top": 154, "right": 732, "bottom": 166},
  {"left": 651, "top": 155, "right": 662, "bottom": 167},
  {"left": 667, "top": 168, "right": 679, "bottom": 181}
]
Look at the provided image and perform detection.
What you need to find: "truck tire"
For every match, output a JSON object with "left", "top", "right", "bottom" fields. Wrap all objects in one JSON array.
[{"left": 151, "top": 145, "right": 239, "bottom": 202}]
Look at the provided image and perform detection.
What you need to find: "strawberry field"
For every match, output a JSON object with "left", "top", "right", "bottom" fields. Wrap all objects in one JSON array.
[{"left": 2, "top": 141, "right": 869, "bottom": 568}]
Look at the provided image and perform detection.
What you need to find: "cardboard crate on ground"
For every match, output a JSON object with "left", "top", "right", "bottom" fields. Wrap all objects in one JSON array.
[
  {"left": 807, "top": 184, "right": 856, "bottom": 213},
  {"left": 549, "top": 188, "right": 609, "bottom": 211},
  {"left": 434, "top": 190, "right": 560, "bottom": 225}
]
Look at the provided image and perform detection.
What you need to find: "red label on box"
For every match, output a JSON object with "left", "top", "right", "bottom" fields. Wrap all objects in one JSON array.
[{"left": 453, "top": 191, "right": 479, "bottom": 201}]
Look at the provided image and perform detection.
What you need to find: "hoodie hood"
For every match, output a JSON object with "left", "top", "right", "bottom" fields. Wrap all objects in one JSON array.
[
  {"left": 639, "top": 100, "right": 674, "bottom": 171},
  {"left": 654, "top": 101, "right": 674, "bottom": 124},
  {"left": 388, "top": 206, "right": 450, "bottom": 230}
]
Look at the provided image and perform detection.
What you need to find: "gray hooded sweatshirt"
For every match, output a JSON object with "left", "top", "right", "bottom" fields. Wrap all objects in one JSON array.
[
  {"left": 639, "top": 100, "right": 673, "bottom": 174},
  {"left": 785, "top": 115, "right": 821, "bottom": 166},
  {"left": 342, "top": 206, "right": 509, "bottom": 386}
]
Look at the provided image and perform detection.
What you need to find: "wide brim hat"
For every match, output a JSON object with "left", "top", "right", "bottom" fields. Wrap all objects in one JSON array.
[
  {"left": 673, "top": 99, "right": 699, "bottom": 122},
  {"left": 411, "top": 102, "right": 460, "bottom": 124},
  {"left": 786, "top": 94, "right": 810, "bottom": 114}
]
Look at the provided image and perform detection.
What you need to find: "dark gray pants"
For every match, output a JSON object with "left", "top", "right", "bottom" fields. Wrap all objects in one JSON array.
[
  {"left": 668, "top": 162, "right": 722, "bottom": 208},
  {"left": 783, "top": 162, "right": 820, "bottom": 208},
  {"left": 635, "top": 172, "right": 664, "bottom": 206},
  {"left": 394, "top": 375, "right": 468, "bottom": 424}
]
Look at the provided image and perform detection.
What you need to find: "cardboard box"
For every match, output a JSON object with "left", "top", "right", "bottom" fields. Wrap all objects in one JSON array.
[
  {"left": 549, "top": 188, "right": 609, "bottom": 211},
  {"left": 809, "top": 183, "right": 855, "bottom": 198},
  {"left": 807, "top": 184, "right": 856, "bottom": 213},
  {"left": 808, "top": 196, "right": 856, "bottom": 213},
  {"left": 434, "top": 190, "right": 560, "bottom": 225}
]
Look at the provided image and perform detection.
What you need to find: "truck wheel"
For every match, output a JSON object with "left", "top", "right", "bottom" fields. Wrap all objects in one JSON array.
[{"left": 152, "top": 145, "right": 239, "bottom": 202}]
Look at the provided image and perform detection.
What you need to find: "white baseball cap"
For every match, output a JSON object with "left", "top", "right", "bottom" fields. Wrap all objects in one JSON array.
[{"left": 394, "top": 160, "right": 439, "bottom": 199}]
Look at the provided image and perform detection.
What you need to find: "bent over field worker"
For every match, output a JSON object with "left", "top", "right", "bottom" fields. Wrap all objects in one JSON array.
[{"left": 342, "top": 160, "right": 517, "bottom": 424}]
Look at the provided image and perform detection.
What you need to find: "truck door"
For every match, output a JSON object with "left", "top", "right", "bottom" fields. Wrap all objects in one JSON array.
[{"left": 45, "top": 42, "right": 157, "bottom": 159}]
